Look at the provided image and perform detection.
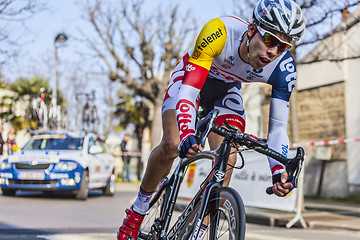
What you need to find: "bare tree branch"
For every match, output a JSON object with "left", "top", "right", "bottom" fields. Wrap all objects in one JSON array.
[{"left": 0, "top": 0, "right": 46, "bottom": 64}]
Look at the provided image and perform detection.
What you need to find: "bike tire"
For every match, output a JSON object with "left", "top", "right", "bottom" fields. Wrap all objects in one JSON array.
[
  {"left": 178, "top": 187, "right": 245, "bottom": 240},
  {"left": 138, "top": 181, "right": 170, "bottom": 239}
]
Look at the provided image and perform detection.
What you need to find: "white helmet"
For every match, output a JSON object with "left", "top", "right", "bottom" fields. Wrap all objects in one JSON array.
[{"left": 253, "top": 0, "right": 306, "bottom": 41}]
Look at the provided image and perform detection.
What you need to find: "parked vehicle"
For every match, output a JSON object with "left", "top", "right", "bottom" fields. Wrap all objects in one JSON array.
[{"left": 0, "top": 131, "right": 116, "bottom": 200}]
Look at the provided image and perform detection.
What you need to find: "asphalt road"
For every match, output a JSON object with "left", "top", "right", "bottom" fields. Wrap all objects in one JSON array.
[
  {"left": 1, "top": 183, "right": 360, "bottom": 240},
  {"left": 0, "top": 183, "right": 136, "bottom": 238}
]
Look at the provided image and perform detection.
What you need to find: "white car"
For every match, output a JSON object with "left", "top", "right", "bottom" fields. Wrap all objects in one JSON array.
[{"left": 0, "top": 131, "right": 116, "bottom": 200}]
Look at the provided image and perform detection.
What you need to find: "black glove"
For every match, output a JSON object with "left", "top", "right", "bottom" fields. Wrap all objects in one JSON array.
[
  {"left": 178, "top": 135, "right": 197, "bottom": 158},
  {"left": 272, "top": 172, "right": 295, "bottom": 197}
]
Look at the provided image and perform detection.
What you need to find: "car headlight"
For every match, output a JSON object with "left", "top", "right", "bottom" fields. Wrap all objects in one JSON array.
[
  {"left": 1, "top": 161, "right": 12, "bottom": 170},
  {"left": 54, "top": 161, "right": 78, "bottom": 171}
]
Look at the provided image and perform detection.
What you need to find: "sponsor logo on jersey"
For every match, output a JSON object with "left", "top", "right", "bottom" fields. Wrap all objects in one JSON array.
[
  {"left": 192, "top": 50, "right": 201, "bottom": 60},
  {"left": 279, "top": 57, "right": 296, "bottom": 92},
  {"left": 221, "top": 64, "right": 231, "bottom": 69},
  {"left": 176, "top": 99, "right": 195, "bottom": 140},
  {"left": 245, "top": 69, "right": 264, "bottom": 81},
  {"left": 281, "top": 144, "right": 289, "bottom": 157},
  {"left": 253, "top": 68, "right": 263, "bottom": 73},
  {"left": 185, "top": 64, "right": 196, "bottom": 72},
  {"left": 224, "top": 56, "right": 235, "bottom": 65},
  {"left": 196, "top": 28, "right": 224, "bottom": 51}
]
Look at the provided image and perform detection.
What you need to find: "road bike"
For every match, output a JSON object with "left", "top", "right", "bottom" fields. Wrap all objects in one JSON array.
[
  {"left": 26, "top": 88, "right": 49, "bottom": 131},
  {"left": 76, "top": 90, "right": 99, "bottom": 133},
  {"left": 48, "top": 101, "right": 62, "bottom": 130},
  {"left": 138, "top": 109, "right": 305, "bottom": 240}
]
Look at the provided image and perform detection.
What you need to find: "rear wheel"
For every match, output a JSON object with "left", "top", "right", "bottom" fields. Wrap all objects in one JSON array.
[{"left": 103, "top": 171, "right": 116, "bottom": 196}]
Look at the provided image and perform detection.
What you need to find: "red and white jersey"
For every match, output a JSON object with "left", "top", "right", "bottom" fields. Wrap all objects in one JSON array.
[{"left": 164, "top": 16, "right": 297, "bottom": 175}]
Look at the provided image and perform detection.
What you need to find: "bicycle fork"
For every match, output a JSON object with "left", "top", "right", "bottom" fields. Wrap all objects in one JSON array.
[
  {"left": 189, "top": 181, "right": 221, "bottom": 240},
  {"left": 189, "top": 139, "right": 231, "bottom": 240},
  {"left": 160, "top": 161, "right": 207, "bottom": 240}
]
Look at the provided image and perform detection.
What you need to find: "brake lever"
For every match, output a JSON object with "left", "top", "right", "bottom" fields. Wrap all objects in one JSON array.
[
  {"left": 291, "top": 148, "right": 305, "bottom": 188},
  {"left": 195, "top": 109, "right": 220, "bottom": 147},
  {"left": 266, "top": 147, "right": 305, "bottom": 195}
]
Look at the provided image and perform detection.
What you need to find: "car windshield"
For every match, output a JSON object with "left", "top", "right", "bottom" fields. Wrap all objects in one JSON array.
[{"left": 22, "top": 134, "right": 83, "bottom": 151}]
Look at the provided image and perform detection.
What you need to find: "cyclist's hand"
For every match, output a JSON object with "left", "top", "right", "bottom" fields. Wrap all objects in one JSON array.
[
  {"left": 272, "top": 171, "right": 294, "bottom": 197},
  {"left": 178, "top": 135, "right": 203, "bottom": 158}
]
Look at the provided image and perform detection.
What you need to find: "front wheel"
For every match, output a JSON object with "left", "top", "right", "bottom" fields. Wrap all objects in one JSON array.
[
  {"left": 1, "top": 188, "right": 16, "bottom": 196},
  {"left": 180, "top": 187, "right": 245, "bottom": 240},
  {"left": 75, "top": 170, "right": 89, "bottom": 200}
]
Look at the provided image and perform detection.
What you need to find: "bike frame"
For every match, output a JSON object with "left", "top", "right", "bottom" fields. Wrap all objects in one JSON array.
[
  {"left": 142, "top": 136, "right": 233, "bottom": 240},
  {"left": 139, "top": 109, "right": 304, "bottom": 240}
]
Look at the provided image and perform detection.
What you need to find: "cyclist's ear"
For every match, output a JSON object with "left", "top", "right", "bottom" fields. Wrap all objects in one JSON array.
[{"left": 247, "top": 23, "right": 257, "bottom": 39}]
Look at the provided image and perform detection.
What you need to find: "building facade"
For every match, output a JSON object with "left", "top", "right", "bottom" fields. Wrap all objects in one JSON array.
[{"left": 296, "top": 7, "right": 360, "bottom": 197}]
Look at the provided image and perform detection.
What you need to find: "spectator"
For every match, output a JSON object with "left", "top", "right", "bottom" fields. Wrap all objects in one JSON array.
[
  {"left": 6, "top": 128, "right": 16, "bottom": 155},
  {"left": 0, "top": 124, "right": 4, "bottom": 157},
  {"left": 120, "top": 134, "right": 131, "bottom": 182}
]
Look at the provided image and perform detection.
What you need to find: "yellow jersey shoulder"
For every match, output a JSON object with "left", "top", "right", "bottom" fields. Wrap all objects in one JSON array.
[{"left": 188, "top": 18, "right": 227, "bottom": 70}]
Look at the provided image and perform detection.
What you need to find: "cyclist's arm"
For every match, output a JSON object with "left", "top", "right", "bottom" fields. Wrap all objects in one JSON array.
[
  {"left": 267, "top": 97, "right": 289, "bottom": 176},
  {"left": 266, "top": 52, "right": 296, "bottom": 176},
  {"left": 176, "top": 18, "right": 227, "bottom": 145}
]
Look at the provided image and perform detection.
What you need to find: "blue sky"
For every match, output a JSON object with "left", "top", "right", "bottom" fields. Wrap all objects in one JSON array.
[
  {"left": 3, "top": 0, "right": 234, "bottom": 82},
  {"left": 1, "top": 0, "right": 237, "bottom": 133}
]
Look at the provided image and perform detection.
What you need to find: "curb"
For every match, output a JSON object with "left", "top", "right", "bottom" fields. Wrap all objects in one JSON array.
[{"left": 246, "top": 208, "right": 360, "bottom": 231}]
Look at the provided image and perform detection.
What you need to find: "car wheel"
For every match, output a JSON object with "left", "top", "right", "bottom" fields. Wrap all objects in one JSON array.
[
  {"left": 75, "top": 170, "right": 89, "bottom": 200},
  {"left": 103, "top": 171, "right": 116, "bottom": 197},
  {"left": 1, "top": 188, "right": 16, "bottom": 196}
]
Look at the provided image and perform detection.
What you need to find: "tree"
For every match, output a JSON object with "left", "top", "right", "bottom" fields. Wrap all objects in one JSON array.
[
  {"left": 0, "top": 76, "right": 48, "bottom": 131},
  {"left": 80, "top": 0, "right": 197, "bottom": 148},
  {"left": 115, "top": 91, "right": 151, "bottom": 179},
  {"left": 0, "top": 76, "right": 66, "bottom": 131},
  {"left": 297, "top": 0, "right": 360, "bottom": 63},
  {"left": 9, "top": 76, "right": 50, "bottom": 131},
  {"left": 115, "top": 92, "right": 151, "bottom": 147},
  {"left": 0, "top": 0, "right": 46, "bottom": 64}
]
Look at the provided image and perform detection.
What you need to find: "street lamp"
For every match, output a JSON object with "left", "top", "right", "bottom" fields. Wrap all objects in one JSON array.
[{"left": 51, "top": 33, "right": 68, "bottom": 129}]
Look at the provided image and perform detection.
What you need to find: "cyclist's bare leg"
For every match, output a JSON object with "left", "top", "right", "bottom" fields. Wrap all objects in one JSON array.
[
  {"left": 140, "top": 109, "right": 180, "bottom": 193},
  {"left": 208, "top": 131, "right": 237, "bottom": 187}
]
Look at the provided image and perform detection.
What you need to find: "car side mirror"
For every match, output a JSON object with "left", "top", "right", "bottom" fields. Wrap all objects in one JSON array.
[{"left": 89, "top": 145, "right": 103, "bottom": 154}]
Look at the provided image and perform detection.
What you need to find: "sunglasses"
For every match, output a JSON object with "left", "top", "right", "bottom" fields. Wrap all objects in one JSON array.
[{"left": 254, "top": 23, "right": 292, "bottom": 52}]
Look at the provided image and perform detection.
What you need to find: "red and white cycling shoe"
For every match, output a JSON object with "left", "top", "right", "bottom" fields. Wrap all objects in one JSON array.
[{"left": 117, "top": 208, "right": 145, "bottom": 240}]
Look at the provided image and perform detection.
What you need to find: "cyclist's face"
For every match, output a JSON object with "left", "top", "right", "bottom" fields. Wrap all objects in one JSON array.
[{"left": 246, "top": 23, "right": 291, "bottom": 69}]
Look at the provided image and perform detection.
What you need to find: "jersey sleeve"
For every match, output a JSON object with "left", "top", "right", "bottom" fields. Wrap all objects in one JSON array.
[
  {"left": 266, "top": 52, "right": 296, "bottom": 175},
  {"left": 176, "top": 18, "right": 227, "bottom": 143},
  {"left": 267, "top": 51, "right": 296, "bottom": 102},
  {"left": 188, "top": 18, "right": 227, "bottom": 70},
  {"left": 267, "top": 98, "right": 289, "bottom": 175}
]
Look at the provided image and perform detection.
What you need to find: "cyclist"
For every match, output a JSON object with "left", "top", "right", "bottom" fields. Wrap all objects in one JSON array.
[{"left": 118, "top": 0, "right": 306, "bottom": 239}]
